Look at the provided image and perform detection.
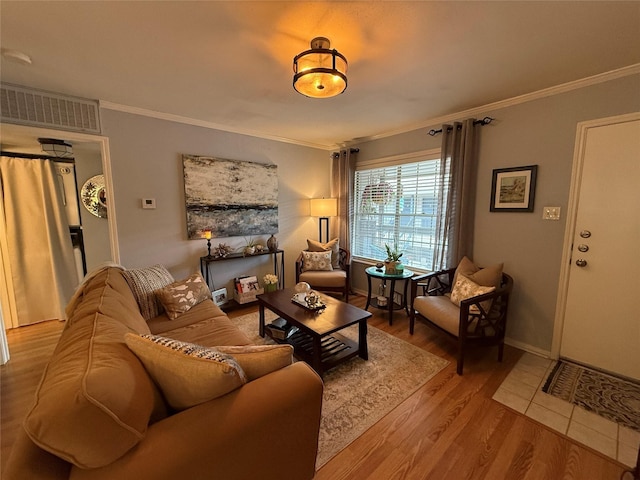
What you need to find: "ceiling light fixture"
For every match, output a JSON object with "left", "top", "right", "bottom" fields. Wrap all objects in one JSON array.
[
  {"left": 38, "top": 138, "right": 73, "bottom": 158},
  {"left": 293, "top": 37, "right": 347, "bottom": 99}
]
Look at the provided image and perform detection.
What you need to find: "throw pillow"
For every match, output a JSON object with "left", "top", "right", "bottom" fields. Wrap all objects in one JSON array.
[
  {"left": 307, "top": 238, "right": 340, "bottom": 268},
  {"left": 453, "top": 256, "right": 503, "bottom": 290},
  {"left": 156, "top": 272, "right": 211, "bottom": 320},
  {"left": 450, "top": 274, "right": 496, "bottom": 314},
  {"left": 301, "top": 250, "right": 333, "bottom": 272},
  {"left": 123, "top": 265, "right": 175, "bottom": 320},
  {"left": 125, "top": 334, "right": 247, "bottom": 410},
  {"left": 216, "top": 344, "right": 294, "bottom": 381}
]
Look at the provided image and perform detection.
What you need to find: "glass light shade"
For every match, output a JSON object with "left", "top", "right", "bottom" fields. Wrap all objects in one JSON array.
[
  {"left": 293, "top": 37, "right": 347, "bottom": 98},
  {"left": 310, "top": 198, "right": 338, "bottom": 217},
  {"left": 38, "top": 138, "right": 73, "bottom": 158}
]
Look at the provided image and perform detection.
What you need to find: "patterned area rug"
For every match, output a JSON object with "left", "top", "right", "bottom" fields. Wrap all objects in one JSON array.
[
  {"left": 543, "top": 360, "right": 640, "bottom": 432},
  {"left": 233, "top": 311, "right": 449, "bottom": 468}
]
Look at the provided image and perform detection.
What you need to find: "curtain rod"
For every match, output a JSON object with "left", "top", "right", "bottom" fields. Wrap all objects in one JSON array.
[
  {"left": 332, "top": 148, "right": 360, "bottom": 159},
  {"left": 428, "top": 117, "right": 494, "bottom": 136},
  {"left": 0, "top": 151, "right": 75, "bottom": 162}
]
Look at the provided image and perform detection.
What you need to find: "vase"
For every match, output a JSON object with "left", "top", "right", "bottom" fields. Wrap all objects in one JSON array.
[
  {"left": 264, "top": 283, "right": 277, "bottom": 293},
  {"left": 384, "top": 260, "right": 401, "bottom": 275},
  {"left": 267, "top": 234, "right": 278, "bottom": 252}
]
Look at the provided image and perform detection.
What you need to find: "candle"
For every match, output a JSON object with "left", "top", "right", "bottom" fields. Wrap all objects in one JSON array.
[{"left": 203, "top": 230, "right": 212, "bottom": 240}]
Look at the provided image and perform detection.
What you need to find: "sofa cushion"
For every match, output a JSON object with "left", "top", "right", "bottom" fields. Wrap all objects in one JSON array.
[
  {"left": 125, "top": 334, "right": 247, "bottom": 410},
  {"left": 301, "top": 250, "right": 333, "bottom": 272},
  {"left": 147, "top": 300, "right": 252, "bottom": 347},
  {"left": 23, "top": 268, "right": 158, "bottom": 469},
  {"left": 414, "top": 295, "right": 463, "bottom": 336},
  {"left": 298, "top": 269, "right": 347, "bottom": 288},
  {"left": 307, "top": 237, "right": 340, "bottom": 268},
  {"left": 156, "top": 272, "right": 211, "bottom": 320},
  {"left": 123, "top": 265, "right": 175, "bottom": 320},
  {"left": 216, "top": 344, "right": 294, "bottom": 381}
]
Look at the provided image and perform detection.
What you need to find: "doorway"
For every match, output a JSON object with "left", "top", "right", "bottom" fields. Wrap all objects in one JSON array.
[
  {"left": 0, "top": 124, "right": 119, "bottom": 331},
  {"left": 552, "top": 112, "right": 640, "bottom": 381}
]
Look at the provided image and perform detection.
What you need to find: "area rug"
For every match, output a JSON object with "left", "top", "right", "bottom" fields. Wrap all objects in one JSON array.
[
  {"left": 233, "top": 311, "right": 449, "bottom": 468},
  {"left": 543, "top": 360, "right": 640, "bottom": 432}
]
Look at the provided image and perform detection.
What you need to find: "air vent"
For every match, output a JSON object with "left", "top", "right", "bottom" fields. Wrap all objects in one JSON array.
[{"left": 1, "top": 83, "right": 101, "bottom": 135}]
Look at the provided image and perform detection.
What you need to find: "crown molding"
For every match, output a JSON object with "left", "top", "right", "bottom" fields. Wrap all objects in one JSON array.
[
  {"left": 101, "top": 63, "right": 640, "bottom": 151},
  {"left": 345, "top": 63, "right": 640, "bottom": 146},
  {"left": 98, "top": 101, "right": 338, "bottom": 151}
]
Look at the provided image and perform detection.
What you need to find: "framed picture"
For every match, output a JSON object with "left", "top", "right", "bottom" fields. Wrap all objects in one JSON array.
[
  {"left": 490, "top": 165, "right": 538, "bottom": 212},
  {"left": 212, "top": 287, "right": 228, "bottom": 306}
]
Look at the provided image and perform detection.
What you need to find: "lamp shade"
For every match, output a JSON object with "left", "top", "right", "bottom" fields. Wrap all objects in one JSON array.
[
  {"left": 293, "top": 37, "right": 347, "bottom": 98},
  {"left": 310, "top": 198, "right": 338, "bottom": 217}
]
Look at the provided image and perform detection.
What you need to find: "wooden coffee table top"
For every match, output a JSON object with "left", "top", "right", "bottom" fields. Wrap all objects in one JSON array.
[{"left": 257, "top": 288, "right": 371, "bottom": 336}]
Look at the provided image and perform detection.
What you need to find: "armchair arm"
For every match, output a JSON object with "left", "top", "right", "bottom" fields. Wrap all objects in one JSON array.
[
  {"left": 295, "top": 252, "right": 304, "bottom": 283},
  {"left": 410, "top": 268, "right": 455, "bottom": 301},
  {"left": 458, "top": 273, "right": 513, "bottom": 338}
]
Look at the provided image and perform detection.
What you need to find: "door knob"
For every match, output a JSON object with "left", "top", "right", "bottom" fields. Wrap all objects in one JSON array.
[{"left": 575, "top": 259, "right": 587, "bottom": 267}]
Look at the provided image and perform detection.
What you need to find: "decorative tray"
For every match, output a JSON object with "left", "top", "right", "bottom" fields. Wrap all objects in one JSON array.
[{"left": 291, "top": 293, "right": 326, "bottom": 311}]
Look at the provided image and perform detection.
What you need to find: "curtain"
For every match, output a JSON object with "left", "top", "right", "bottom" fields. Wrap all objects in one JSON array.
[
  {"left": 331, "top": 149, "right": 356, "bottom": 253},
  {"left": 432, "top": 119, "right": 478, "bottom": 270},
  {"left": 0, "top": 157, "right": 77, "bottom": 326}
]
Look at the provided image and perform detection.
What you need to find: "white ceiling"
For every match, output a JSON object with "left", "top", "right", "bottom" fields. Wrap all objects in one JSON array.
[{"left": 1, "top": 1, "right": 639, "bottom": 149}]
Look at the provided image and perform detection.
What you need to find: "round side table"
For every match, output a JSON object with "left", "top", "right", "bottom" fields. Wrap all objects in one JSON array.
[{"left": 364, "top": 266, "right": 414, "bottom": 325}]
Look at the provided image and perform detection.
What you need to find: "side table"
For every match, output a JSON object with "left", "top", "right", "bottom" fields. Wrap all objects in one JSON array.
[{"left": 364, "top": 266, "right": 414, "bottom": 325}]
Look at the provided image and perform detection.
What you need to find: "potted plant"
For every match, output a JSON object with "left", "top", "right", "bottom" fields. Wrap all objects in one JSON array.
[
  {"left": 243, "top": 237, "right": 257, "bottom": 255},
  {"left": 384, "top": 243, "right": 403, "bottom": 275},
  {"left": 263, "top": 274, "right": 278, "bottom": 293}
]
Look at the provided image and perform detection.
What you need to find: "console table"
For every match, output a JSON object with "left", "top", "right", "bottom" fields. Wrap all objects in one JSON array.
[{"left": 200, "top": 249, "right": 285, "bottom": 291}]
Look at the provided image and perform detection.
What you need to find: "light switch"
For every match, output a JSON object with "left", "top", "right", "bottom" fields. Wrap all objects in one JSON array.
[
  {"left": 141, "top": 198, "right": 156, "bottom": 209},
  {"left": 543, "top": 206, "right": 561, "bottom": 220}
]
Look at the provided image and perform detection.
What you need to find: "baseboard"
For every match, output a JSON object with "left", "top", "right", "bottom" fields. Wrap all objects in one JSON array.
[{"left": 504, "top": 337, "right": 552, "bottom": 359}]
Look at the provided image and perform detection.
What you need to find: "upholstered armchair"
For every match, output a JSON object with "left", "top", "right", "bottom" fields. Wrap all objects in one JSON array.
[
  {"left": 409, "top": 257, "right": 513, "bottom": 374},
  {"left": 295, "top": 247, "right": 351, "bottom": 303}
]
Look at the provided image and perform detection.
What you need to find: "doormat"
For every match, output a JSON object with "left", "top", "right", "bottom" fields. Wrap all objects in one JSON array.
[{"left": 543, "top": 360, "right": 640, "bottom": 432}]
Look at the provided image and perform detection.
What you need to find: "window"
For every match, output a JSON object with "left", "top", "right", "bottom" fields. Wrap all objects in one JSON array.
[{"left": 352, "top": 153, "right": 449, "bottom": 271}]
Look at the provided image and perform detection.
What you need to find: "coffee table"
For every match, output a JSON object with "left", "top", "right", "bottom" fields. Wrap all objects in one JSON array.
[{"left": 257, "top": 288, "right": 371, "bottom": 376}]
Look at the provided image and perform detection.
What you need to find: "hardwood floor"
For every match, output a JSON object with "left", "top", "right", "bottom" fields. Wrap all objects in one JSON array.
[{"left": 0, "top": 295, "right": 627, "bottom": 479}]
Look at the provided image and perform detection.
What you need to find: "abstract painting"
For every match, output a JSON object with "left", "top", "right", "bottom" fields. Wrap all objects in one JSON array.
[{"left": 183, "top": 155, "right": 278, "bottom": 239}]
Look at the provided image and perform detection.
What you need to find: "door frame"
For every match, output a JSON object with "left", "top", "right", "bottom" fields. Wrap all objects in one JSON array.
[
  {"left": 550, "top": 111, "right": 640, "bottom": 359},
  {"left": 0, "top": 124, "right": 120, "bottom": 331}
]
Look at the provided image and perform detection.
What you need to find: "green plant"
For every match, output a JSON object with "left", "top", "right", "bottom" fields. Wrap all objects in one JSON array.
[
  {"left": 244, "top": 236, "right": 257, "bottom": 247},
  {"left": 384, "top": 243, "right": 403, "bottom": 262}
]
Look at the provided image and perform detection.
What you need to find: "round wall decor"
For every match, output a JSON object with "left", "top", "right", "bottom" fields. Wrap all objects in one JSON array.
[{"left": 81, "top": 174, "right": 107, "bottom": 218}]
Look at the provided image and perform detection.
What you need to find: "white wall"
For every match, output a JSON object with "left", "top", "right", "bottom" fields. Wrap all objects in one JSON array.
[
  {"left": 350, "top": 74, "right": 640, "bottom": 354},
  {"left": 100, "top": 110, "right": 331, "bottom": 293}
]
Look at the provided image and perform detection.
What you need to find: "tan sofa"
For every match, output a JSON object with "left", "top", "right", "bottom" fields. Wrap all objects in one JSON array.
[{"left": 4, "top": 267, "right": 323, "bottom": 480}]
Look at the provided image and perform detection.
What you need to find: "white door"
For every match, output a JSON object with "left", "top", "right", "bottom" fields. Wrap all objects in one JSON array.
[{"left": 558, "top": 114, "right": 640, "bottom": 381}]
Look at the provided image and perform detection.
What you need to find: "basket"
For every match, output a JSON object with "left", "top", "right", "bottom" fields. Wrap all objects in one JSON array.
[{"left": 233, "top": 288, "right": 264, "bottom": 304}]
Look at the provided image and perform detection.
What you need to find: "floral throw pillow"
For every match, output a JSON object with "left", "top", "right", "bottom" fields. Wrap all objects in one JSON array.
[
  {"left": 156, "top": 272, "right": 211, "bottom": 320},
  {"left": 450, "top": 274, "right": 496, "bottom": 314},
  {"left": 301, "top": 250, "right": 333, "bottom": 272},
  {"left": 307, "top": 238, "right": 340, "bottom": 268}
]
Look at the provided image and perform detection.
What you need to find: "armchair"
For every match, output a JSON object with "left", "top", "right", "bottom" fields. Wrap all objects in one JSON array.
[
  {"left": 296, "top": 248, "right": 351, "bottom": 302},
  {"left": 409, "top": 265, "right": 513, "bottom": 375}
]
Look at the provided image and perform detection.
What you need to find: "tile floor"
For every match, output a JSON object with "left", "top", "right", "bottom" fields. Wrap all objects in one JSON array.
[{"left": 492, "top": 352, "right": 640, "bottom": 468}]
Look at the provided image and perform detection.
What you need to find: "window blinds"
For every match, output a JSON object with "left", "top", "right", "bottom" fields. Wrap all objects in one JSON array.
[{"left": 352, "top": 154, "right": 450, "bottom": 271}]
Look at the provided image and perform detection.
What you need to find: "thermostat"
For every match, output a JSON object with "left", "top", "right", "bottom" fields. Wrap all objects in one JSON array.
[{"left": 142, "top": 198, "right": 156, "bottom": 209}]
